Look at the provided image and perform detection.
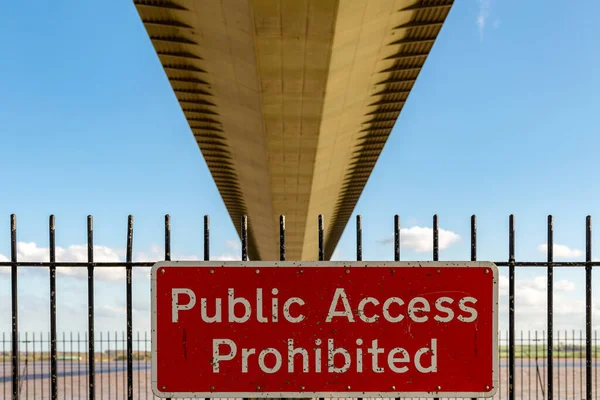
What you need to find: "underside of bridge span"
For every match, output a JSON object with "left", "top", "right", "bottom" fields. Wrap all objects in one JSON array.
[{"left": 134, "top": 0, "right": 453, "bottom": 261}]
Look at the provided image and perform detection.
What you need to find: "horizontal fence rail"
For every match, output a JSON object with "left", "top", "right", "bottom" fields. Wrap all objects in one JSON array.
[{"left": 0, "top": 214, "right": 596, "bottom": 399}]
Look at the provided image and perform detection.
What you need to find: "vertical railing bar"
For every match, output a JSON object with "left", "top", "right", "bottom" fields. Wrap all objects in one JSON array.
[
  {"left": 123, "top": 331, "right": 127, "bottom": 399},
  {"left": 24, "top": 333, "right": 27, "bottom": 399},
  {"left": 509, "top": 214, "right": 515, "bottom": 400},
  {"left": 165, "top": 215, "right": 171, "bottom": 400},
  {"left": 547, "top": 215, "right": 553, "bottom": 400},
  {"left": 394, "top": 215, "right": 400, "bottom": 262},
  {"left": 356, "top": 215, "right": 362, "bottom": 400},
  {"left": 471, "top": 215, "right": 476, "bottom": 262},
  {"left": 557, "top": 331, "right": 560, "bottom": 397},
  {"left": 580, "top": 330, "right": 583, "bottom": 400},
  {"left": 126, "top": 215, "right": 134, "bottom": 400},
  {"left": 535, "top": 330, "right": 538, "bottom": 400},
  {"left": 572, "top": 329, "right": 575, "bottom": 400},
  {"left": 433, "top": 214, "right": 439, "bottom": 400},
  {"left": 586, "top": 215, "right": 592, "bottom": 400},
  {"left": 318, "top": 215, "right": 324, "bottom": 400},
  {"left": 506, "top": 329, "right": 509, "bottom": 397},
  {"left": 520, "top": 330, "right": 523, "bottom": 398},
  {"left": 100, "top": 331, "right": 103, "bottom": 400},
  {"left": 471, "top": 215, "right": 477, "bottom": 400},
  {"left": 394, "top": 215, "right": 400, "bottom": 400},
  {"left": 241, "top": 215, "right": 248, "bottom": 262},
  {"left": 33, "top": 332, "right": 36, "bottom": 399},
  {"left": 49, "top": 215, "right": 58, "bottom": 400},
  {"left": 108, "top": 331, "right": 112, "bottom": 399},
  {"left": 528, "top": 330, "right": 531, "bottom": 400},
  {"left": 165, "top": 215, "right": 171, "bottom": 262},
  {"left": 356, "top": 215, "right": 362, "bottom": 262},
  {"left": 242, "top": 214, "right": 249, "bottom": 400},
  {"left": 318, "top": 215, "right": 324, "bottom": 262},
  {"left": 543, "top": 329, "right": 546, "bottom": 398},
  {"left": 116, "top": 331, "right": 119, "bottom": 400},
  {"left": 204, "top": 215, "right": 210, "bottom": 262},
  {"left": 203, "top": 214, "right": 209, "bottom": 400},
  {"left": 70, "top": 331, "right": 73, "bottom": 400},
  {"left": 62, "top": 332, "right": 66, "bottom": 400},
  {"left": 36, "top": 332, "right": 40, "bottom": 399},
  {"left": 280, "top": 215, "right": 285, "bottom": 262},
  {"left": 433, "top": 214, "right": 439, "bottom": 262},
  {"left": 11, "top": 214, "right": 19, "bottom": 400},
  {"left": 87, "top": 215, "right": 95, "bottom": 400},
  {"left": 42, "top": 332, "right": 46, "bottom": 398}
]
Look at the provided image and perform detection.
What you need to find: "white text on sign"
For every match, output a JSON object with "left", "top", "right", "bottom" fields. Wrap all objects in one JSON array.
[{"left": 170, "top": 287, "right": 478, "bottom": 375}]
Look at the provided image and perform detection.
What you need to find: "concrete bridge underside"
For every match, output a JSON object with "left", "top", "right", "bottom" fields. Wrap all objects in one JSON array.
[{"left": 134, "top": 0, "right": 453, "bottom": 261}]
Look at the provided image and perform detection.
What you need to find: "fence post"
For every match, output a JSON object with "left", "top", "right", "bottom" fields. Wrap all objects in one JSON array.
[
  {"left": 241, "top": 215, "right": 248, "bottom": 400},
  {"left": 11, "top": 214, "right": 19, "bottom": 400},
  {"left": 204, "top": 215, "right": 210, "bottom": 261},
  {"left": 318, "top": 215, "right": 324, "bottom": 400},
  {"left": 318, "top": 215, "right": 324, "bottom": 262},
  {"left": 87, "top": 216, "right": 95, "bottom": 400},
  {"left": 433, "top": 215, "right": 439, "bottom": 400},
  {"left": 472, "top": 215, "right": 478, "bottom": 400},
  {"left": 586, "top": 216, "right": 592, "bottom": 399},
  {"left": 126, "top": 215, "right": 134, "bottom": 400},
  {"left": 164, "top": 215, "right": 171, "bottom": 400},
  {"left": 547, "top": 215, "right": 554, "bottom": 400},
  {"left": 49, "top": 215, "right": 58, "bottom": 400},
  {"left": 509, "top": 215, "right": 515, "bottom": 400},
  {"left": 356, "top": 215, "right": 362, "bottom": 262},
  {"left": 242, "top": 216, "right": 248, "bottom": 262},
  {"left": 394, "top": 215, "right": 400, "bottom": 262}
]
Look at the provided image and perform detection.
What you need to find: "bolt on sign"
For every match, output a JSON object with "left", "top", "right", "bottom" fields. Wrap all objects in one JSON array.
[{"left": 151, "top": 261, "right": 498, "bottom": 398}]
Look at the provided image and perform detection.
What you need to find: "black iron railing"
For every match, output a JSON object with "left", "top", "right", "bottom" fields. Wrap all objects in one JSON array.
[
  {"left": 3, "top": 329, "right": 598, "bottom": 400},
  {"left": 1, "top": 214, "right": 599, "bottom": 399}
]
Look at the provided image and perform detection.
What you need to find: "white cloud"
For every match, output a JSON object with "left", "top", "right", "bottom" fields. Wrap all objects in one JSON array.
[
  {"left": 378, "top": 226, "right": 460, "bottom": 253},
  {"left": 97, "top": 304, "right": 127, "bottom": 318},
  {"left": 537, "top": 243, "right": 584, "bottom": 259},
  {"left": 134, "top": 243, "right": 166, "bottom": 262},
  {"left": 476, "top": 0, "right": 492, "bottom": 40},
  {"left": 498, "top": 275, "right": 592, "bottom": 332},
  {"left": 207, "top": 240, "right": 242, "bottom": 261},
  {"left": 10, "top": 241, "right": 125, "bottom": 281},
  {"left": 212, "top": 253, "right": 241, "bottom": 261},
  {"left": 0, "top": 253, "right": 8, "bottom": 275},
  {"left": 224, "top": 240, "right": 241, "bottom": 251},
  {"left": 0, "top": 242, "right": 208, "bottom": 281}
]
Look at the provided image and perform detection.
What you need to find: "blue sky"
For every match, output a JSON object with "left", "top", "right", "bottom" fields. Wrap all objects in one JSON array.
[{"left": 1, "top": 0, "right": 600, "bottom": 338}]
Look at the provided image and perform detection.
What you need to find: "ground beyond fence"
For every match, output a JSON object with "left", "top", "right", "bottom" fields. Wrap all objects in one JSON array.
[
  {"left": 1, "top": 330, "right": 599, "bottom": 399},
  {"left": 1, "top": 214, "right": 599, "bottom": 399}
]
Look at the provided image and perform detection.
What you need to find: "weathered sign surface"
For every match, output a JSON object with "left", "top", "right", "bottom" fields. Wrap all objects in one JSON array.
[{"left": 151, "top": 261, "right": 498, "bottom": 398}]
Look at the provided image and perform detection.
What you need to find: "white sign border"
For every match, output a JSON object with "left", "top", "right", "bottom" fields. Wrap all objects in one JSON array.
[{"left": 151, "top": 261, "right": 499, "bottom": 398}]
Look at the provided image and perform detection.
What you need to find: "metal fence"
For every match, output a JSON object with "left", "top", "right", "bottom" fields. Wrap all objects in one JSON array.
[
  {"left": 2, "top": 329, "right": 600, "bottom": 400},
  {"left": 0, "top": 213, "right": 598, "bottom": 400}
]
